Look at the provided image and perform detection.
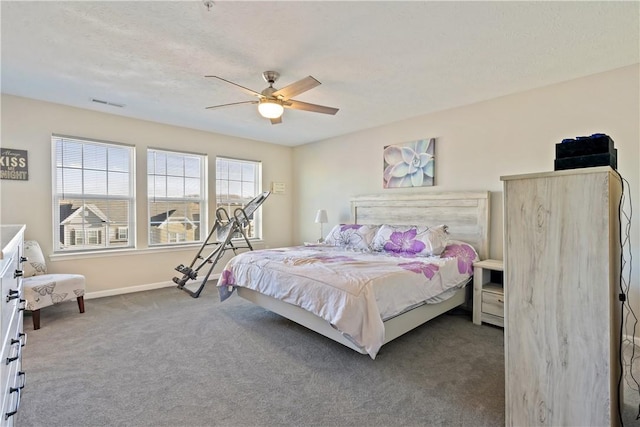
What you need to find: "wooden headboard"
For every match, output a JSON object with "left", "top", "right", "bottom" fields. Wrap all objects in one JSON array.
[{"left": 351, "top": 192, "right": 490, "bottom": 260}]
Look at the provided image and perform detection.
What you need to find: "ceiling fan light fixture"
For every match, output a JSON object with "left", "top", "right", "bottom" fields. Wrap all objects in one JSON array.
[{"left": 258, "top": 99, "right": 284, "bottom": 119}]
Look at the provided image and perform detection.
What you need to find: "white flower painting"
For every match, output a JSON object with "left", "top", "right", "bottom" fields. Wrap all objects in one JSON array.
[{"left": 383, "top": 138, "right": 435, "bottom": 188}]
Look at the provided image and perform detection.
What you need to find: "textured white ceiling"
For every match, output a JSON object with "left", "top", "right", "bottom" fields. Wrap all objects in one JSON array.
[{"left": 1, "top": 1, "right": 638, "bottom": 146}]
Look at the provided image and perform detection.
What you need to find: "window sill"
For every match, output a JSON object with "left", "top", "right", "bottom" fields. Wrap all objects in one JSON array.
[{"left": 49, "top": 239, "right": 266, "bottom": 262}]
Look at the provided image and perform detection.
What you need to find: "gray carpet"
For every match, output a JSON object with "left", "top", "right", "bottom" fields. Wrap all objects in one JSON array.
[{"left": 15, "top": 286, "right": 640, "bottom": 426}]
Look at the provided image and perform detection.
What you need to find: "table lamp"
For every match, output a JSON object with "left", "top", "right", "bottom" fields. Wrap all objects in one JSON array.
[{"left": 314, "top": 209, "right": 328, "bottom": 243}]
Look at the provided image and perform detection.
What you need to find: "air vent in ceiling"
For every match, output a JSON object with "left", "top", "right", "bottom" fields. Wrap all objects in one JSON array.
[{"left": 91, "top": 98, "right": 125, "bottom": 108}]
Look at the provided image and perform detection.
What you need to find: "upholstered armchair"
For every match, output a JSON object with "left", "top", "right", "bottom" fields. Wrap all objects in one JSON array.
[{"left": 22, "top": 241, "right": 86, "bottom": 330}]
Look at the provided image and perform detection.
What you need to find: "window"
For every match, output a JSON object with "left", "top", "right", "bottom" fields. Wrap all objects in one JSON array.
[
  {"left": 86, "top": 229, "right": 101, "bottom": 245},
  {"left": 53, "top": 135, "right": 135, "bottom": 252},
  {"left": 168, "top": 232, "right": 186, "bottom": 243},
  {"left": 147, "top": 149, "right": 207, "bottom": 246},
  {"left": 216, "top": 157, "right": 262, "bottom": 239},
  {"left": 117, "top": 227, "right": 128, "bottom": 240}
]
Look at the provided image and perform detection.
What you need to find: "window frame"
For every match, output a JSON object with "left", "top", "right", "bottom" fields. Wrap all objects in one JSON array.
[
  {"left": 52, "top": 134, "right": 136, "bottom": 254},
  {"left": 147, "top": 148, "right": 208, "bottom": 247},
  {"left": 215, "top": 156, "right": 263, "bottom": 240}
]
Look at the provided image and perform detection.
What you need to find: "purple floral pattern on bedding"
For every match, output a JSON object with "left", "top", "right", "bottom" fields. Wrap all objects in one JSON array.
[
  {"left": 217, "top": 268, "right": 237, "bottom": 301},
  {"left": 441, "top": 243, "right": 477, "bottom": 275},
  {"left": 314, "top": 254, "right": 356, "bottom": 263},
  {"left": 371, "top": 224, "right": 449, "bottom": 256},
  {"left": 325, "top": 224, "right": 379, "bottom": 249},
  {"left": 383, "top": 229, "right": 426, "bottom": 254},
  {"left": 384, "top": 251, "right": 418, "bottom": 258},
  {"left": 219, "top": 268, "right": 235, "bottom": 286},
  {"left": 398, "top": 261, "right": 440, "bottom": 279},
  {"left": 290, "top": 254, "right": 356, "bottom": 266},
  {"left": 340, "top": 224, "right": 362, "bottom": 231}
]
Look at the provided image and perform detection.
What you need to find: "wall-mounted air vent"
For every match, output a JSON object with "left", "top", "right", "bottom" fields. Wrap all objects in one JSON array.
[{"left": 91, "top": 98, "right": 125, "bottom": 108}]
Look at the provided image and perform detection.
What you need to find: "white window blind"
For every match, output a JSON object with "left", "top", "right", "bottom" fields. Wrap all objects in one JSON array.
[
  {"left": 147, "top": 149, "right": 207, "bottom": 246},
  {"left": 52, "top": 135, "right": 135, "bottom": 252},
  {"left": 215, "top": 157, "right": 262, "bottom": 239}
]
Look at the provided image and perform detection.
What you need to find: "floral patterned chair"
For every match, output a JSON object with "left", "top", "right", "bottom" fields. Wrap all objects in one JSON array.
[{"left": 22, "top": 241, "right": 85, "bottom": 330}]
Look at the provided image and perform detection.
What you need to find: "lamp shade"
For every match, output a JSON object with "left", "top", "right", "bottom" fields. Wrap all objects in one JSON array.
[
  {"left": 314, "top": 209, "right": 328, "bottom": 224},
  {"left": 258, "top": 99, "right": 284, "bottom": 119}
]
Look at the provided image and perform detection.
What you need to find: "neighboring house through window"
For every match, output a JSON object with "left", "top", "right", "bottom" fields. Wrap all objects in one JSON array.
[
  {"left": 147, "top": 149, "right": 207, "bottom": 246},
  {"left": 216, "top": 157, "right": 262, "bottom": 239},
  {"left": 53, "top": 135, "right": 135, "bottom": 252}
]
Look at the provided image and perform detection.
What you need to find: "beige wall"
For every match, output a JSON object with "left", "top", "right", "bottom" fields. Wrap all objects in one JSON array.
[
  {"left": 2, "top": 65, "right": 638, "bottom": 314},
  {"left": 0, "top": 95, "right": 294, "bottom": 295},
  {"left": 293, "top": 64, "right": 640, "bottom": 316}
]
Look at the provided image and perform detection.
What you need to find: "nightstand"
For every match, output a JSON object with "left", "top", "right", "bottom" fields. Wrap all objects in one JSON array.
[{"left": 472, "top": 259, "right": 504, "bottom": 327}]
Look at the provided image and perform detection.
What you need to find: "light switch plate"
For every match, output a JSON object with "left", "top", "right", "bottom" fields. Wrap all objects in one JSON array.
[{"left": 271, "top": 182, "right": 286, "bottom": 194}]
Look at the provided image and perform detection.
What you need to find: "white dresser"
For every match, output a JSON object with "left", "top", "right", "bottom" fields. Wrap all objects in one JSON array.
[
  {"left": 0, "top": 225, "right": 26, "bottom": 427},
  {"left": 501, "top": 167, "right": 621, "bottom": 426}
]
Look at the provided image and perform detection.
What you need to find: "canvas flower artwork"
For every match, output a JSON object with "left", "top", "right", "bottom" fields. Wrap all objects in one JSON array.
[{"left": 383, "top": 138, "right": 435, "bottom": 188}]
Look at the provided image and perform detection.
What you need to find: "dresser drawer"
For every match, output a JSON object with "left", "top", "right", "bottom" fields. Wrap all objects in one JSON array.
[
  {"left": 482, "top": 289, "right": 504, "bottom": 318},
  {"left": 0, "top": 225, "right": 25, "bottom": 427},
  {"left": 1, "top": 355, "right": 23, "bottom": 427},
  {"left": 0, "top": 313, "right": 24, "bottom": 427},
  {"left": 1, "top": 256, "right": 20, "bottom": 346}
]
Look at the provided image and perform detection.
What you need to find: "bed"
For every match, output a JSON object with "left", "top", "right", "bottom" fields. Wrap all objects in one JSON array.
[{"left": 217, "top": 192, "right": 490, "bottom": 358}]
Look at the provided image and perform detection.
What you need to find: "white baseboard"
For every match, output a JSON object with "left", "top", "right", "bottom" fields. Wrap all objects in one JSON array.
[{"left": 85, "top": 274, "right": 221, "bottom": 300}]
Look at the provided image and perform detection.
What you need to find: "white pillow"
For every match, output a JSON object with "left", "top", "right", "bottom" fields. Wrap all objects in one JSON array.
[
  {"left": 324, "top": 224, "right": 380, "bottom": 250},
  {"left": 23, "top": 240, "right": 47, "bottom": 277},
  {"left": 371, "top": 224, "right": 449, "bottom": 256}
]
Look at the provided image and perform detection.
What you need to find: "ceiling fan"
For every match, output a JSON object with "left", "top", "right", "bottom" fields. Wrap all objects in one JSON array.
[{"left": 205, "top": 71, "right": 339, "bottom": 125}]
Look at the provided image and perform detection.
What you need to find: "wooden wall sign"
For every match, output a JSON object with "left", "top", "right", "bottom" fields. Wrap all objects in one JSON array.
[{"left": 0, "top": 148, "right": 28, "bottom": 180}]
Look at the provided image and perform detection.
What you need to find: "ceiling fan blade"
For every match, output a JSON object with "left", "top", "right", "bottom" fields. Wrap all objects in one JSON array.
[
  {"left": 270, "top": 116, "right": 282, "bottom": 125},
  {"left": 271, "top": 76, "right": 320, "bottom": 100},
  {"left": 284, "top": 100, "right": 339, "bottom": 115},
  {"left": 205, "top": 100, "right": 258, "bottom": 110},
  {"left": 205, "top": 75, "right": 263, "bottom": 98}
]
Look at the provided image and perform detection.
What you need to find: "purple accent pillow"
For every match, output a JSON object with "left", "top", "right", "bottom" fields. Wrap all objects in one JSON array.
[
  {"left": 324, "top": 224, "right": 380, "bottom": 250},
  {"left": 372, "top": 224, "right": 449, "bottom": 256}
]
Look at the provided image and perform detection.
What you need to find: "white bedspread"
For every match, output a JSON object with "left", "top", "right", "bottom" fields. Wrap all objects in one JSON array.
[{"left": 218, "top": 241, "right": 478, "bottom": 358}]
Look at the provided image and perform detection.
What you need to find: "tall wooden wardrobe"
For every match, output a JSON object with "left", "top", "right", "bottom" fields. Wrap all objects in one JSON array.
[{"left": 501, "top": 166, "right": 622, "bottom": 426}]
